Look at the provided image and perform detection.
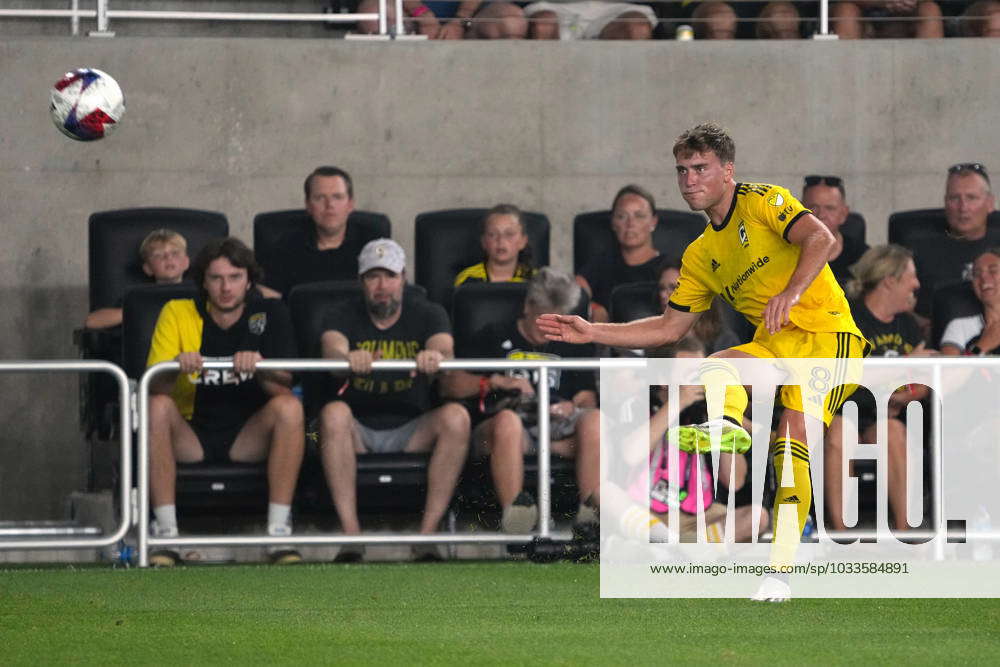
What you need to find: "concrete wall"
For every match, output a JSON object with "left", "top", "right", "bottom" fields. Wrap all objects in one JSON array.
[{"left": 1, "top": 36, "right": 998, "bottom": 519}]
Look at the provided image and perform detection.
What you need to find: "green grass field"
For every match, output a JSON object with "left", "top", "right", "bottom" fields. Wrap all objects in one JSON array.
[{"left": 2, "top": 562, "right": 999, "bottom": 665}]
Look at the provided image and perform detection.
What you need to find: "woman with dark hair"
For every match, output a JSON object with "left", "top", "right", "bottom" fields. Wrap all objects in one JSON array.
[
  {"left": 653, "top": 258, "right": 739, "bottom": 355},
  {"left": 454, "top": 204, "right": 535, "bottom": 287},
  {"left": 941, "top": 247, "right": 1000, "bottom": 355}
]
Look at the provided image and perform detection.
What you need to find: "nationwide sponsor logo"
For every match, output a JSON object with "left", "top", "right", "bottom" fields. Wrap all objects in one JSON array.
[
  {"left": 738, "top": 221, "right": 750, "bottom": 248},
  {"left": 711, "top": 259, "right": 721, "bottom": 272},
  {"left": 723, "top": 255, "right": 770, "bottom": 301},
  {"left": 248, "top": 312, "right": 267, "bottom": 335}
]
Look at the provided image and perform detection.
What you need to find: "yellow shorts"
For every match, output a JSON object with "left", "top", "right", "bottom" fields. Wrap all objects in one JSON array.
[{"left": 732, "top": 326, "right": 870, "bottom": 426}]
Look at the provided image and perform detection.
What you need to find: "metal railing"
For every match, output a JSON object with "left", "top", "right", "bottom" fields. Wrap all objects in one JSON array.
[
  {"left": 0, "top": 360, "right": 132, "bottom": 550},
  {"left": 1, "top": 0, "right": 840, "bottom": 38},
  {"left": 0, "top": 0, "right": 399, "bottom": 37},
  {"left": 136, "top": 357, "right": 613, "bottom": 567}
]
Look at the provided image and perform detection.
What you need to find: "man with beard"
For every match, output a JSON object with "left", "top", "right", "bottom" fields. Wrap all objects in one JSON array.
[
  {"left": 146, "top": 237, "right": 304, "bottom": 567},
  {"left": 317, "top": 239, "right": 470, "bottom": 561}
]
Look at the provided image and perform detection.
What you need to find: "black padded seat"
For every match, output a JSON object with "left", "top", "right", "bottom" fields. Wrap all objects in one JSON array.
[
  {"left": 572, "top": 208, "right": 705, "bottom": 274},
  {"left": 888, "top": 208, "right": 1000, "bottom": 247},
  {"left": 414, "top": 208, "right": 550, "bottom": 306}
]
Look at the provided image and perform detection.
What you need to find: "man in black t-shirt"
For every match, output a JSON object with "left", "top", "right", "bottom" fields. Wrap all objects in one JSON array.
[
  {"left": 444, "top": 268, "right": 601, "bottom": 534},
  {"left": 317, "top": 239, "right": 469, "bottom": 558},
  {"left": 147, "top": 237, "right": 304, "bottom": 566},
  {"left": 911, "top": 163, "right": 998, "bottom": 318},
  {"left": 801, "top": 175, "right": 868, "bottom": 290},
  {"left": 258, "top": 166, "right": 369, "bottom": 298},
  {"left": 576, "top": 184, "right": 663, "bottom": 322}
]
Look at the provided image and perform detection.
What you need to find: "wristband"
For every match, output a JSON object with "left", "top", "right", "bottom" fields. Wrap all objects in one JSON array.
[
  {"left": 409, "top": 5, "right": 430, "bottom": 17},
  {"left": 478, "top": 376, "right": 490, "bottom": 414}
]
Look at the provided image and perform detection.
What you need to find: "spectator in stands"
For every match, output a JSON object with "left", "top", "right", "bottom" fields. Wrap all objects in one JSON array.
[
  {"left": 355, "top": 0, "right": 528, "bottom": 38},
  {"left": 84, "top": 229, "right": 189, "bottom": 330},
  {"left": 961, "top": 0, "right": 1000, "bottom": 36},
  {"left": 523, "top": 0, "right": 657, "bottom": 39},
  {"left": 645, "top": 336, "right": 769, "bottom": 542},
  {"left": 691, "top": 2, "right": 738, "bottom": 38},
  {"left": 317, "top": 238, "right": 469, "bottom": 561},
  {"left": 831, "top": 0, "right": 944, "bottom": 38},
  {"left": 801, "top": 175, "right": 868, "bottom": 290},
  {"left": 146, "top": 237, "right": 304, "bottom": 567},
  {"left": 258, "top": 166, "right": 371, "bottom": 299},
  {"left": 577, "top": 184, "right": 662, "bottom": 322},
  {"left": 940, "top": 247, "right": 1000, "bottom": 354},
  {"left": 755, "top": 1, "right": 801, "bottom": 38},
  {"left": 911, "top": 163, "right": 997, "bottom": 319},
  {"left": 454, "top": 204, "right": 536, "bottom": 287},
  {"left": 653, "top": 258, "right": 740, "bottom": 354},
  {"left": 444, "top": 268, "right": 600, "bottom": 534},
  {"left": 825, "top": 245, "right": 931, "bottom": 531}
]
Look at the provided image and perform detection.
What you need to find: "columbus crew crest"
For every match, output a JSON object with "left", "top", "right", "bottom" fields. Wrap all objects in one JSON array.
[
  {"left": 248, "top": 312, "right": 267, "bottom": 335},
  {"left": 738, "top": 221, "right": 750, "bottom": 248}
]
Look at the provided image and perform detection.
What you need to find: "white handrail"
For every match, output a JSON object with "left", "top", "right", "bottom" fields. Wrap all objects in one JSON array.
[
  {"left": 0, "top": 360, "right": 132, "bottom": 550},
  {"left": 135, "top": 358, "right": 619, "bottom": 566}
]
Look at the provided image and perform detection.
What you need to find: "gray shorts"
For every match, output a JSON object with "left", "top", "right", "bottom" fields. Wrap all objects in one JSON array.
[
  {"left": 471, "top": 408, "right": 586, "bottom": 460},
  {"left": 355, "top": 415, "right": 427, "bottom": 454}
]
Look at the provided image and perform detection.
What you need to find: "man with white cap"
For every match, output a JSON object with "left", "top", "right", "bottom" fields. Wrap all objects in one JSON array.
[{"left": 317, "top": 239, "right": 470, "bottom": 561}]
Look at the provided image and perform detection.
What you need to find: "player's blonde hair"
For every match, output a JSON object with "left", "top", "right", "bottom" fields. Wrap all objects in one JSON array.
[
  {"left": 847, "top": 244, "right": 913, "bottom": 299},
  {"left": 139, "top": 229, "right": 187, "bottom": 262},
  {"left": 673, "top": 122, "right": 735, "bottom": 164}
]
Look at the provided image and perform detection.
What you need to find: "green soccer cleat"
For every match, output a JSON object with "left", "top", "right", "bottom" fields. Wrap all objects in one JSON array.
[{"left": 669, "top": 419, "right": 752, "bottom": 454}]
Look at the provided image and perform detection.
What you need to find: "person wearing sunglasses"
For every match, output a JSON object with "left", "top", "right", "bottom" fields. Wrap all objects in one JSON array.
[
  {"left": 801, "top": 175, "right": 868, "bottom": 291},
  {"left": 910, "top": 163, "right": 997, "bottom": 319}
]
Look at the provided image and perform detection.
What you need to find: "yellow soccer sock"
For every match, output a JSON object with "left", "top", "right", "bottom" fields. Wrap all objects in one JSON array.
[
  {"left": 698, "top": 358, "right": 748, "bottom": 426},
  {"left": 770, "top": 437, "right": 812, "bottom": 569}
]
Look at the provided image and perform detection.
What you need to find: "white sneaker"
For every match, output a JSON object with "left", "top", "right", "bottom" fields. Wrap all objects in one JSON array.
[{"left": 750, "top": 575, "right": 792, "bottom": 602}]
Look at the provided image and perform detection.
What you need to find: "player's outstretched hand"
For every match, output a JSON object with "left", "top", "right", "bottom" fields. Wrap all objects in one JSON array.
[{"left": 535, "top": 313, "right": 593, "bottom": 344}]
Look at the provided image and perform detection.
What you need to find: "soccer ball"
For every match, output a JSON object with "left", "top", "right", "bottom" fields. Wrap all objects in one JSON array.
[{"left": 49, "top": 68, "right": 125, "bottom": 141}]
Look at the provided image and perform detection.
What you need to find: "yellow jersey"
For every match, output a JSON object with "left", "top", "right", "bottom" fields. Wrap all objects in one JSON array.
[{"left": 668, "top": 182, "right": 862, "bottom": 336}]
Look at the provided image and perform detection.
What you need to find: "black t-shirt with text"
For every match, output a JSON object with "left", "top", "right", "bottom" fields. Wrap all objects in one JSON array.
[
  {"left": 465, "top": 319, "right": 597, "bottom": 406},
  {"left": 911, "top": 231, "right": 1000, "bottom": 316},
  {"left": 191, "top": 297, "right": 296, "bottom": 429},
  {"left": 849, "top": 299, "right": 923, "bottom": 357},
  {"left": 321, "top": 293, "right": 451, "bottom": 430}
]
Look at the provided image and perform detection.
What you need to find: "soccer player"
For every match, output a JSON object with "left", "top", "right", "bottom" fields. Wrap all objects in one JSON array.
[{"left": 537, "top": 122, "right": 869, "bottom": 602}]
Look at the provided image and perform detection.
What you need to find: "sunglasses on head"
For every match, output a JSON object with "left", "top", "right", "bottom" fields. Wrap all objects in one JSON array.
[
  {"left": 804, "top": 175, "right": 844, "bottom": 188},
  {"left": 948, "top": 163, "right": 990, "bottom": 183}
]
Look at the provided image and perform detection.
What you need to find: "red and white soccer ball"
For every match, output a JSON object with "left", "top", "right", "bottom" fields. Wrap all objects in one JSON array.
[{"left": 50, "top": 68, "right": 125, "bottom": 141}]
